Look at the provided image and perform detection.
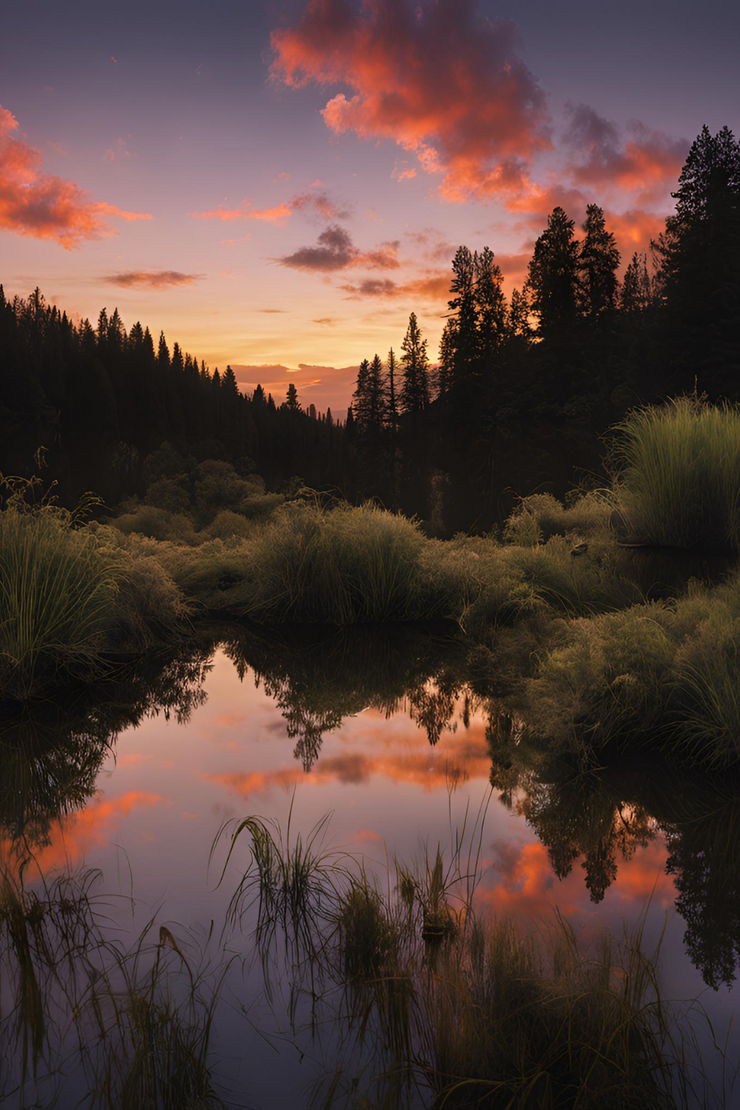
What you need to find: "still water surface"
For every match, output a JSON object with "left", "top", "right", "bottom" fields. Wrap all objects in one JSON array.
[{"left": 2, "top": 627, "right": 739, "bottom": 1107}]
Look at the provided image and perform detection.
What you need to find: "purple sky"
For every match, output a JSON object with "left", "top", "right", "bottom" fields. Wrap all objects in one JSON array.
[{"left": 1, "top": 0, "right": 737, "bottom": 411}]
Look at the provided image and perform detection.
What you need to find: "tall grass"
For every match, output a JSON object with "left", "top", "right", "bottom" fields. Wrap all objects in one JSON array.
[
  {"left": 221, "top": 807, "right": 729, "bottom": 1109},
  {"left": 611, "top": 396, "right": 740, "bottom": 551},
  {"left": 0, "top": 506, "right": 124, "bottom": 698},
  {"left": 0, "top": 863, "right": 229, "bottom": 1109},
  {"left": 0, "top": 472, "right": 189, "bottom": 700}
]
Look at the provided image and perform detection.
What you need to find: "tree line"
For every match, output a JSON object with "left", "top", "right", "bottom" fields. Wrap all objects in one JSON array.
[
  {"left": 1, "top": 125, "right": 738, "bottom": 529},
  {"left": 346, "top": 125, "right": 740, "bottom": 529},
  {"left": 0, "top": 294, "right": 348, "bottom": 504}
]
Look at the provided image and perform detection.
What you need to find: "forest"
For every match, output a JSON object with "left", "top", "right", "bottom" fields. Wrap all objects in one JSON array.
[{"left": 2, "top": 124, "right": 738, "bottom": 534}]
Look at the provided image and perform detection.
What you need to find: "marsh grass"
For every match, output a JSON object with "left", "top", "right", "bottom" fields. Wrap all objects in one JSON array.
[
  {"left": 0, "top": 471, "right": 189, "bottom": 700},
  {"left": 215, "top": 804, "right": 349, "bottom": 987},
  {"left": 221, "top": 803, "right": 729, "bottom": 1109},
  {"left": 611, "top": 397, "right": 740, "bottom": 551},
  {"left": 0, "top": 505, "right": 124, "bottom": 698},
  {"left": 520, "top": 571, "right": 740, "bottom": 769},
  {"left": 0, "top": 863, "right": 229, "bottom": 1109}
]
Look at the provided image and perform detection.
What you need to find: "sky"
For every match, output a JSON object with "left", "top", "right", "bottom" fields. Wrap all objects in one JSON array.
[{"left": 1, "top": 0, "right": 738, "bottom": 413}]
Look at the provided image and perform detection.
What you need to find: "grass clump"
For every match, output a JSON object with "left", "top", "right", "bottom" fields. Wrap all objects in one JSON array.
[
  {"left": 519, "top": 570, "right": 740, "bottom": 769},
  {"left": 0, "top": 503, "right": 124, "bottom": 698},
  {"left": 503, "top": 490, "right": 613, "bottom": 546},
  {"left": 0, "top": 472, "right": 188, "bottom": 700},
  {"left": 611, "top": 396, "right": 740, "bottom": 551}
]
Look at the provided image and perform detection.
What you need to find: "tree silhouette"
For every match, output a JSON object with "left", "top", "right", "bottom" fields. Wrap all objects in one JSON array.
[
  {"left": 400, "top": 313, "right": 429, "bottom": 414},
  {"left": 579, "top": 204, "right": 620, "bottom": 319},
  {"left": 527, "top": 206, "right": 581, "bottom": 341}
]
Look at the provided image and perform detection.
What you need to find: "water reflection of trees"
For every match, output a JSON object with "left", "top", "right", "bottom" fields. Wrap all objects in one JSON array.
[
  {"left": 488, "top": 716, "right": 740, "bottom": 989},
  {"left": 221, "top": 624, "right": 470, "bottom": 769},
  {"left": 0, "top": 648, "right": 211, "bottom": 855}
]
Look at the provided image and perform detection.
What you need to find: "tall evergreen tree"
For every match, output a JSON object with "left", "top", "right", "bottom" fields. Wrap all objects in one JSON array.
[
  {"left": 400, "top": 314, "right": 429, "bottom": 414},
  {"left": 655, "top": 124, "right": 740, "bottom": 392},
  {"left": 579, "top": 204, "right": 620, "bottom": 319},
  {"left": 475, "top": 246, "right": 508, "bottom": 356},
  {"left": 385, "top": 348, "right": 399, "bottom": 432},
  {"left": 367, "top": 354, "right": 387, "bottom": 430},
  {"left": 621, "top": 253, "right": 653, "bottom": 315},
  {"left": 285, "top": 381, "right": 300, "bottom": 410},
  {"left": 352, "top": 358, "right": 371, "bottom": 428},
  {"left": 526, "top": 207, "right": 581, "bottom": 340}
]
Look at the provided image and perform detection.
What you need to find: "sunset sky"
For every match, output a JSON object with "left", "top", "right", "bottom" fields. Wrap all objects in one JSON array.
[{"left": 1, "top": 0, "right": 738, "bottom": 412}]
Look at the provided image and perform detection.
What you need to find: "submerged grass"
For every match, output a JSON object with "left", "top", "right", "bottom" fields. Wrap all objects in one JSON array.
[
  {"left": 222, "top": 806, "right": 730, "bottom": 1110},
  {"left": 0, "top": 862, "right": 229, "bottom": 1109}
]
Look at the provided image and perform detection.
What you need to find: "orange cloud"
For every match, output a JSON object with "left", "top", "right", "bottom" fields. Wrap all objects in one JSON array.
[
  {"left": 204, "top": 733, "right": 490, "bottom": 799},
  {"left": 564, "top": 103, "right": 688, "bottom": 199},
  {"left": 103, "top": 269, "right": 203, "bottom": 288},
  {"left": 0, "top": 104, "right": 150, "bottom": 248},
  {"left": 271, "top": 0, "right": 550, "bottom": 202},
  {"left": 478, "top": 838, "right": 673, "bottom": 921},
  {"left": 192, "top": 191, "right": 348, "bottom": 226},
  {"left": 191, "top": 199, "right": 293, "bottom": 224},
  {"left": 340, "top": 268, "right": 450, "bottom": 301},
  {"left": 2, "top": 791, "right": 164, "bottom": 877},
  {"left": 603, "top": 207, "right": 666, "bottom": 259}
]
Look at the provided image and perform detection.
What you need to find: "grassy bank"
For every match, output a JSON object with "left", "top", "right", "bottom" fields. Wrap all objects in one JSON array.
[{"left": 4, "top": 398, "right": 740, "bottom": 772}]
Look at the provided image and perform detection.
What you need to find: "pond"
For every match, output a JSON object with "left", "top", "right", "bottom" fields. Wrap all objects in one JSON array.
[{"left": 1, "top": 624, "right": 739, "bottom": 1108}]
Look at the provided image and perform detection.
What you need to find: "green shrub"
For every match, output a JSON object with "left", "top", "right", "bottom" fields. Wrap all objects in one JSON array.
[
  {"left": 115, "top": 505, "right": 198, "bottom": 545},
  {"left": 611, "top": 397, "right": 740, "bottom": 550},
  {"left": 504, "top": 491, "right": 612, "bottom": 546}
]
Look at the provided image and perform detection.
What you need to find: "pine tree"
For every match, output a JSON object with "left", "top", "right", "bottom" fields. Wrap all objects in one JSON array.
[
  {"left": 352, "top": 358, "right": 371, "bottom": 428},
  {"left": 435, "top": 320, "right": 455, "bottom": 398},
  {"left": 385, "top": 348, "right": 399, "bottom": 432},
  {"left": 621, "top": 253, "right": 653, "bottom": 315},
  {"left": 400, "top": 313, "right": 429, "bottom": 414},
  {"left": 579, "top": 204, "right": 620, "bottom": 319},
  {"left": 446, "top": 247, "right": 478, "bottom": 394},
  {"left": 157, "top": 332, "right": 170, "bottom": 369},
  {"left": 508, "top": 287, "right": 532, "bottom": 340},
  {"left": 527, "top": 207, "right": 581, "bottom": 339},
  {"left": 285, "top": 381, "right": 300, "bottom": 410},
  {"left": 475, "top": 246, "right": 508, "bottom": 356},
  {"left": 655, "top": 125, "right": 740, "bottom": 392},
  {"left": 367, "top": 354, "right": 387, "bottom": 430}
]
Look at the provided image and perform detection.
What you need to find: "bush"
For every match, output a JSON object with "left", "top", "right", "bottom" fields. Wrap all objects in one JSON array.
[
  {"left": 611, "top": 396, "right": 740, "bottom": 551},
  {"left": 520, "top": 572, "right": 740, "bottom": 769},
  {"left": 504, "top": 491, "right": 612, "bottom": 546},
  {"left": 114, "top": 506, "right": 198, "bottom": 545}
]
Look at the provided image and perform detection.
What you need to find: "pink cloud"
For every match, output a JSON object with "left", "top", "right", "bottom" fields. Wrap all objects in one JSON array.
[
  {"left": 564, "top": 103, "right": 688, "bottom": 200},
  {"left": 278, "top": 224, "right": 400, "bottom": 272},
  {"left": 192, "top": 190, "right": 348, "bottom": 226},
  {"left": 0, "top": 103, "right": 150, "bottom": 248},
  {"left": 103, "top": 269, "right": 203, "bottom": 289},
  {"left": 271, "top": 0, "right": 551, "bottom": 202}
]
